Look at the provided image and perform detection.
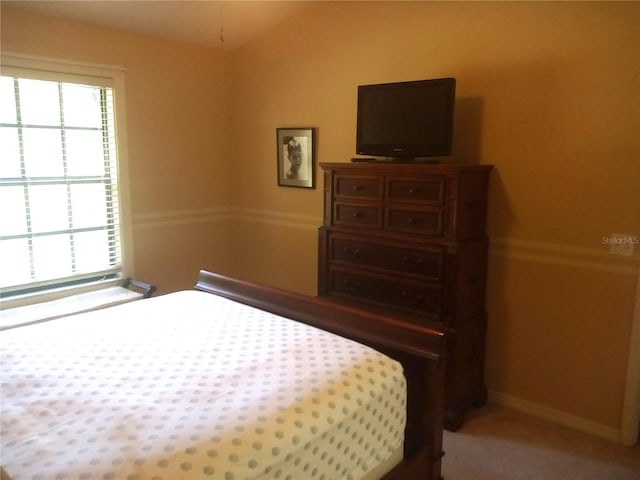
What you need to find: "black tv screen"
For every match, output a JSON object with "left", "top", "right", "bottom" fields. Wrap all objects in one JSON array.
[{"left": 356, "top": 77, "right": 456, "bottom": 160}]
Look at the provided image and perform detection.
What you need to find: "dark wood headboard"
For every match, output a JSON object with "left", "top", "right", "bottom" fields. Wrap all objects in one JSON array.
[{"left": 195, "top": 270, "right": 447, "bottom": 480}]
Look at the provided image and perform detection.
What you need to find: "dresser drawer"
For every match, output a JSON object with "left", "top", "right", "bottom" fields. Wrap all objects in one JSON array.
[
  {"left": 386, "top": 176, "right": 445, "bottom": 205},
  {"left": 334, "top": 202, "right": 383, "bottom": 228},
  {"left": 334, "top": 175, "right": 382, "bottom": 199},
  {"left": 329, "top": 234, "right": 443, "bottom": 281},
  {"left": 329, "top": 268, "right": 442, "bottom": 318},
  {"left": 386, "top": 205, "right": 444, "bottom": 236}
]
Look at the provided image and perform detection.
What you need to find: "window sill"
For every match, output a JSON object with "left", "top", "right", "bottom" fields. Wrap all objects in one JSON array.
[{"left": 0, "top": 286, "right": 144, "bottom": 330}]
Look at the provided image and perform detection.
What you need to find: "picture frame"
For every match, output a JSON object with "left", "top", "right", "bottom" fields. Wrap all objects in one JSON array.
[{"left": 277, "top": 127, "right": 315, "bottom": 189}]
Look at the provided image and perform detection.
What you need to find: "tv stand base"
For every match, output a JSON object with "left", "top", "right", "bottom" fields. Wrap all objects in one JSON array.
[{"left": 350, "top": 157, "right": 442, "bottom": 164}]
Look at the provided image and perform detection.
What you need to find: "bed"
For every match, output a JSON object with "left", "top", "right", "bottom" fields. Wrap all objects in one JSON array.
[{"left": 1, "top": 270, "right": 446, "bottom": 480}]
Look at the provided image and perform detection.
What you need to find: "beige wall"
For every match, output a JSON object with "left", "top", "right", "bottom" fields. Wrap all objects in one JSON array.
[
  {"left": 2, "top": 1, "right": 639, "bottom": 438},
  {"left": 1, "top": 6, "right": 235, "bottom": 292},
  {"left": 228, "top": 1, "right": 639, "bottom": 435}
]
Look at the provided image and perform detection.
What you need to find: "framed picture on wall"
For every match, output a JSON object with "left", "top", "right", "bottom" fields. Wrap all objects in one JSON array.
[{"left": 276, "top": 127, "right": 315, "bottom": 189}]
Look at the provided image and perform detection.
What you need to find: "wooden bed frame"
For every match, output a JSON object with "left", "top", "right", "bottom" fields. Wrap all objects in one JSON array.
[{"left": 195, "top": 270, "right": 447, "bottom": 480}]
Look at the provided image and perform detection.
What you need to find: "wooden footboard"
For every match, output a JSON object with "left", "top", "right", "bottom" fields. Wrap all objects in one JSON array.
[{"left": 195, "top": 270, "right": 447, "bottom": 480}]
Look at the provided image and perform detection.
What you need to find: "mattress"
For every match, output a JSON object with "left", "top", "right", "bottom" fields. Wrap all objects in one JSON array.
[{"left": 1, "top": 290, "right": 407, "bottom": 480}]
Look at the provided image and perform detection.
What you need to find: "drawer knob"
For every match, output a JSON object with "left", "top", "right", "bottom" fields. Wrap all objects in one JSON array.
[
  {"left": 342, "top": 279, "right": 361, "bottom": 290},
  {"left": 406, "top": 217, "right": 417, "bottom": 225},
  {"left": 402, "top": 255, "right": 424, "bottom": 265},
  {"left": 401, "top": 291, "right": 424, "bottom": 304},
  {"left": 343, "top": 247, "right": 362, "bottom": 258},
  {"left": 408, "top": 187, "right": 419, "bottom": 195},
  {"left": 353, "top": 184, "right": 364, "bottom": 191},
  {"left": 352, "top": 211, "right": 364, "bottom": 218}
]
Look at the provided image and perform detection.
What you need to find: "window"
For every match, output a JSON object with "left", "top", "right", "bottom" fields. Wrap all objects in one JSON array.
[{"left": 0, "top": 54, "right": 131, "bottom": 305}]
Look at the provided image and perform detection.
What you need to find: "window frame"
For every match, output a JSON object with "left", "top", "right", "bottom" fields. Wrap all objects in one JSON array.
[{"left": 0, "top": 53, "right": 134, "bottom": 309}]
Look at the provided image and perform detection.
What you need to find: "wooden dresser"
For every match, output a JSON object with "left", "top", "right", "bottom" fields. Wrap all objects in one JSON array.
[{"left": 317, "top": 161, "right": 492, "bottom": 430}]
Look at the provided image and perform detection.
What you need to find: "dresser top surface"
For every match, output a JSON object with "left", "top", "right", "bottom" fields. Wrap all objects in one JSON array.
[{"left": 320, "top": 161, "right": 493, "bottom": 173}]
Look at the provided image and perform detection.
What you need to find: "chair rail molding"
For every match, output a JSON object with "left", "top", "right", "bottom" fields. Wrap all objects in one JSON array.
[
  {"left": 490, "top": 237, "right": 638, "bottom": 275},
  {"left": 133, "top": 207, "right": 320, "bottom": 231}
]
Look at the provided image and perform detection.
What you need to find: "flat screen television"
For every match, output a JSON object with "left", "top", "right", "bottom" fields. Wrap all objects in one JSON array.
[{"left": 356, "top": 77, "right": 456, "bottom": 161}]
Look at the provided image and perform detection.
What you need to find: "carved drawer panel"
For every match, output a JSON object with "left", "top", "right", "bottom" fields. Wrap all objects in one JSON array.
[
  {"left": 329, "top": 234, "right": 443, "bottom": 281},
  {"left": 385, "top": 205, "right": 444, "bottom": 236},
  {"left": 334, "top": 202, "right": 383, "bottom": 228},
  {"left": 334, "top": 175, "right": 382, "bottom": 199},
  {"left": 386, "top": 176, "right": 445, "bottom": 205},
  {"left": 329, "top": 268, "right": 443, "bottom": 318}
]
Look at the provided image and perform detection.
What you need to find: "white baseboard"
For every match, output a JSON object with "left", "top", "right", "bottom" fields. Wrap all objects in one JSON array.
[{"left": 488, "top": 390, "right": 621, "bottom": 444}]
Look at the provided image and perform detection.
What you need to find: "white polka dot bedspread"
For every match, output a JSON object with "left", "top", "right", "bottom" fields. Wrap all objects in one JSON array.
[{"left": 1, "top": 290, "right": 407, "bottom": 480}]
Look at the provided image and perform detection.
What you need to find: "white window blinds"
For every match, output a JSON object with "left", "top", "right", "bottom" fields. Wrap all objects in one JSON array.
[{"left": 0, "top": 59, "right": 127, "bottom": 298}]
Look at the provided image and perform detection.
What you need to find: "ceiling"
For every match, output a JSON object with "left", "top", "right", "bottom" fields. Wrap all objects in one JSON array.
[{"left": 4, "top": 0, "right": 313, "bottom": 51}]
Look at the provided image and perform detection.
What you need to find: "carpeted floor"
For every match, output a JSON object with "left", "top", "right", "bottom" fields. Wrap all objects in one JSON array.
[{"left": 441, "top": 404, "right": 640, "bottom": 480}]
